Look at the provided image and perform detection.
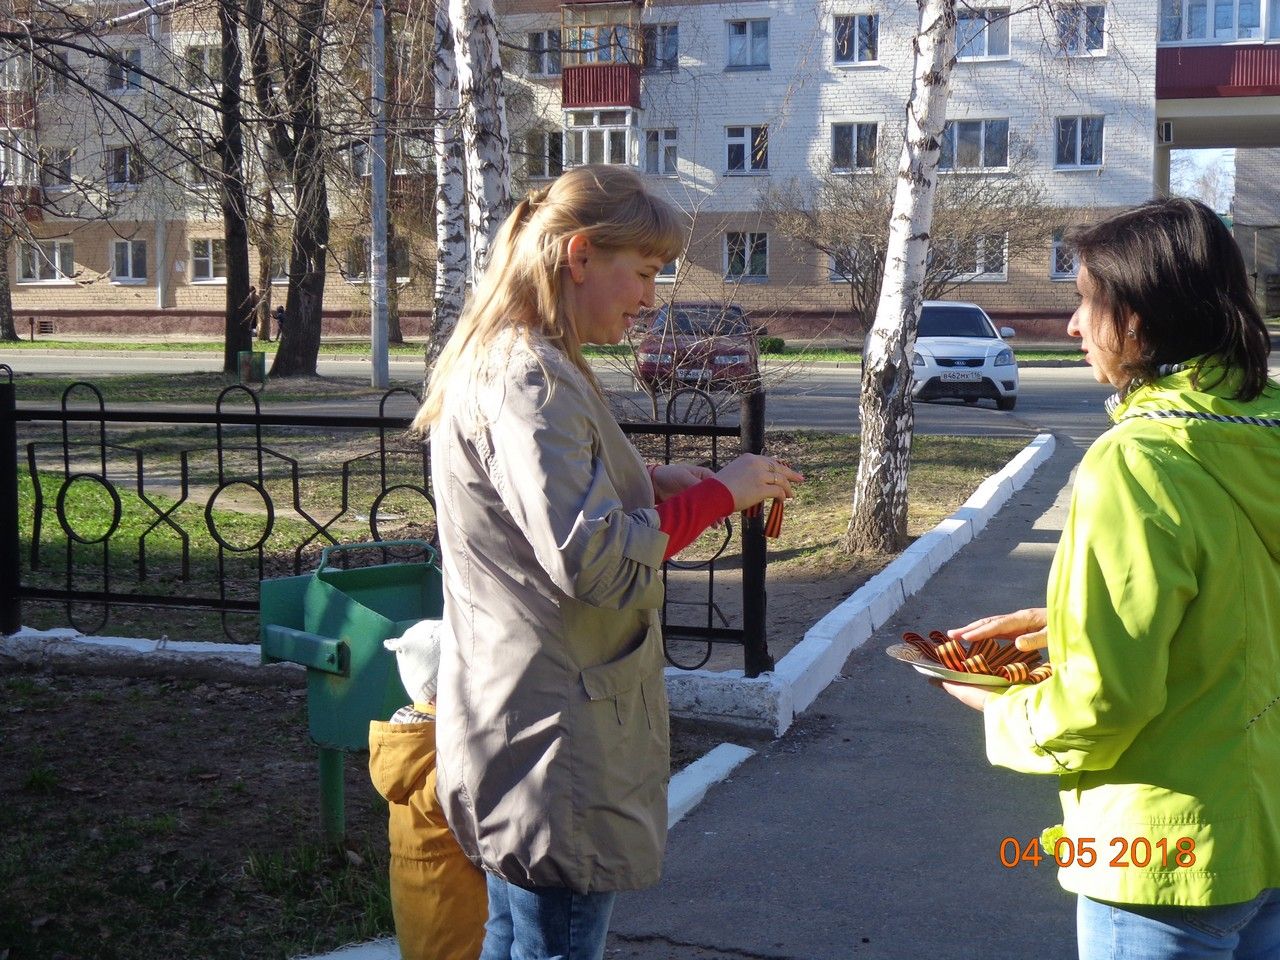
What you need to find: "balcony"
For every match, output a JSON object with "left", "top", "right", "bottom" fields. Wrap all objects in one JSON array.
[
  {"left": 1156, "top": 43, "right": 1280, "bottom": 98},
  {"left": 1, "top": 185, "right": 43, "bottom": 223},
  {"left": 562, "top": 62, "right": 641, "bottom": 109}
]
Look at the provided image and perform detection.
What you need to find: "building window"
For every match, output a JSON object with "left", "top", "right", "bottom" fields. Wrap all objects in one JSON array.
[
  {"left": 186, "top": 142, "right": 218, "bottom": 189},
  {"left": 528, "top": 29, "right": 562, "bottom": 75},
  {"left": 566, "top": 109, "right": 634, "bottom": 167},
  {"left": 350, "top": 141, "right": 370, "bottom": 178},
  {"left": 107, "top": 146, "right": 143, "bottom": 186},
  {"left": 726, "top": 231, "right": 767, "bottom": 280},
  {"left": 191, "top": 238, "right": 227, "bottom": 282},
  {"left": 834, "top": 14, "right": 879, "bottom": 64},
  {"left": 0, "top": 52, "right": 25, "bottom": 91},
  {"left": 828, "top": 254, "right": 855, "bottom": 283},
  {"left": 106, "top": 48, "right": 143, "bottom": 91},
  {"left": 38, "top": 52, "right": 70, "bottom": 94},
  {"left": 642, "top": 24, "right": 678, "bottom": 71},
  {"left": 112, "top": 239, "right": 147, "bottom": 282},
  {"left": 1055, "top": 116, "right": 1104, "bottom": 167},
  {"left": 184, "top": 46, "right": 222, "bottom": 88},
  {"left": 657, "top": 259, "right": 678, "bottom": 282},
  {"left": 726, "top": 19, "right": 769, "bottom": 69},
  {"left": 831, "top": 122, "right": 877, "bottom": 171},
  {"left": 565, "top": 24, "right": 634, "bottom": 65},
  {"left": 40, "top": 147, "right": 72, "bottom": 188},
  {"left": 939, "top": 119, "right": 1009, "bottom": 170},
  {"left": 18, "top": 240, "right": 74, "bottom": 283},
  {"left": 1050, "top": 230, "right": 1078, "bottom": 278},
  {"left": 1056, "top": 5, "right": 1106, "bottom": 53},
  {"left": 525, "top": 130, "right": 564, "bottom": 179},
  {"left": 939, "top": 233, "right": 1008, "bottom": 280},
  {"left": 957, "top": 8, "right": 1010, "bottom": 59},
  {"left": 645, "top": 128, "right": 677, "bottom": 175},
  {"left": 726, "top": 125, "right": 768, "bottom": 173},
  {"left": 0, "top": 140, "right": 33, "bottom": 184},
  {"left": 1159, "top": 0, "right": 1265, "bottom": 41}
]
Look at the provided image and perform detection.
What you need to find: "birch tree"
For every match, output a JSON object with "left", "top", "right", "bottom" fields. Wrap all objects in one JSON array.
[
  {"left": 429, "top": 0, "right": 466, "bottom": 368},
  {"left": 448, "top": 0, "right": 511, "bottom": 276},
  {"left": 844, "top": 0, "right": 956, "bottom": 554}
]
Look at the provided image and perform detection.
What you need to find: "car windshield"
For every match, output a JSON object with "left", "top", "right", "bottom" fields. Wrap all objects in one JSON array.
[
  {"left": 651, "top": 308, "right": 748, "bottom": 336},
  {"left": 918, "top": 306, "right": 996, "bottom": 339}
]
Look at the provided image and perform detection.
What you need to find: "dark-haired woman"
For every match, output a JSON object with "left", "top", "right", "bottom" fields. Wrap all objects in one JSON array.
[{"left": 939, "top": 197, "right": 1280, "bottom": 960}]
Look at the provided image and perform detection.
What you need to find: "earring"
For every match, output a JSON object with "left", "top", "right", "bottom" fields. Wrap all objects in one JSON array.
[{"left": 1126, "top": 327, "right": 1137, "bottom": 338}]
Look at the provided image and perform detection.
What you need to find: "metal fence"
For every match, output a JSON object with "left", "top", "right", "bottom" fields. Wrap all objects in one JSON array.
[{"left": 0, "top": 368, "right": 773, "bottom": 676}]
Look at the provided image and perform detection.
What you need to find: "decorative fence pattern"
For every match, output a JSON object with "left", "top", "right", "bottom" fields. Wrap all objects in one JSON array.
[{"left": 0, "top": 369, "right": 773, "bottom": 676}]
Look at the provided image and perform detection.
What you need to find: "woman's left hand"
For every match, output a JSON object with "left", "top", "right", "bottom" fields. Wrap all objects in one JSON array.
[
  {"left": 933, "top": 679, "right": 996, "bottom": 712},
  {"left": 649, "top": 462, "right": 716, "bottom": 502}
]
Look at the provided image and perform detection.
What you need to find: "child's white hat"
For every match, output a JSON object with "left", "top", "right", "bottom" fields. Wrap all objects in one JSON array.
[{"left": 384, "top": 618, "right": 444, "bottom": 703}]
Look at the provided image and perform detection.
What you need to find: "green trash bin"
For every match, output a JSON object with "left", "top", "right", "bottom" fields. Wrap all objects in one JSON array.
[
  {"left": 238, "top": 349, "right": 266, "bottom": 384},
  {"left": 260, "top": 539, "right": 443, "bottom": 841}
]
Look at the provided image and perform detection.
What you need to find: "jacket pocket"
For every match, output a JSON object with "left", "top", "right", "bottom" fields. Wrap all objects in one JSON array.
[{"left": 580, "top": 623, "right": 662, "bottom": 727}]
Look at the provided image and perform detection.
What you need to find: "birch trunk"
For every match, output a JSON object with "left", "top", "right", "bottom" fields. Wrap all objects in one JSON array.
[
  {"left": 428, "top": 0, "right": 467, "bottom": 371},
  {"left": 448, "top": 0, "right": 511, "bottom": 277},
  {"left": 844, "top": 0, "right": 955, "bottom": 554}
]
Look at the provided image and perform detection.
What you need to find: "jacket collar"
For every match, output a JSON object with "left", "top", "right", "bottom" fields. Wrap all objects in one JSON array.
[{"left": 1105, "top": 358, "right": 1228, "bottom": 423}]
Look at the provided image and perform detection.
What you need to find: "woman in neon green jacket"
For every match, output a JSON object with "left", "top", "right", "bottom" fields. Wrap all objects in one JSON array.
[{"left": 940, "top": 197, "right": 1280, "bottom": 960}]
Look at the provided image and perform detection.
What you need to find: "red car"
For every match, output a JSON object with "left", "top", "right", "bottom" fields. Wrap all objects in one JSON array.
[{"left": 634, "top": 303, "right": 760, "bottom": 394}]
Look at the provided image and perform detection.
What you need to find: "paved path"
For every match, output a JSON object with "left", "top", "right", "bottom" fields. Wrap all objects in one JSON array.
[{"left": 607, "top": 439, "right": 1089, "bottom": 960}]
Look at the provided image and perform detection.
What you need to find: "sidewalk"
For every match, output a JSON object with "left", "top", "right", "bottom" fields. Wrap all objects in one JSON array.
[{"left": 606, "top": 439, "right": 1087, "bottom": 960}]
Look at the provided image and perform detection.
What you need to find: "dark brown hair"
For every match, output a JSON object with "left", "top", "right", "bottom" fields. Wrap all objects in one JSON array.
[{"left": 1068, "top": 197, "right": 1271, "bottom": 400}]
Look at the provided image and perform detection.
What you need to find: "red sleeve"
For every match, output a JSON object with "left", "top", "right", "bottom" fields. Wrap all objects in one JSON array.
[{"left": 654, "top": 478, "right": 736, "bottom": 561}]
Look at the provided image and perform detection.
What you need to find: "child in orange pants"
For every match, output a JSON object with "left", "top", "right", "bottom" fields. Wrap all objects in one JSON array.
[{"left": 369, "top": 621, "right": 486, "bottom": 960}]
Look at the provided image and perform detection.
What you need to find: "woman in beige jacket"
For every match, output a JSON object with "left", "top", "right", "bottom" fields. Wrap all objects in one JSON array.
[{"left": 410, "top": 165, "right": 799, "bottom": 960}]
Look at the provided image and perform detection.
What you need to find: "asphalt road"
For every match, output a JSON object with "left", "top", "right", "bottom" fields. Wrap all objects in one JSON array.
[{"left": 1, "top": 348, "right": 1117, "bottom": 442}]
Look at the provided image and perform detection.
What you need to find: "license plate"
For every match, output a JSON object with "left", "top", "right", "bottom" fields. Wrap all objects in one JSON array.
[
  {"left": 940, "top": 371, "right": 981, "bottom": 382},
  {"left": 677, "top": 368, "right": 709, "bottom": 381}
]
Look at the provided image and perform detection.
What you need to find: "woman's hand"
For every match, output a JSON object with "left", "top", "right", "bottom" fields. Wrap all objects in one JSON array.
[
  {"left": 933, "top": 679, "right": 996, "bottom": 712},
  {"left": 948, "top": 607, "right": 1048, "bottom": 652},
  {"left": 714, "top": 455, "right": 805, "bottom": 512},
  {"left": 649, "top": 462, "right": 716, "bottom": 502}
]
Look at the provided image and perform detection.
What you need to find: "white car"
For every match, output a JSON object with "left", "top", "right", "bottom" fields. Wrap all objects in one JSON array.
[{"left": 911, "top": 300, "right": 1019, "bottom": 411}]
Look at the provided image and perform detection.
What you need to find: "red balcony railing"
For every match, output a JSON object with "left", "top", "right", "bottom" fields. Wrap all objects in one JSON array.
[
  {"left": 1156, "top": 43, "right": 1280, "bottom": 99},
  {"left": 561, "top": 63, "right": 641, "bottom": 109},
  {"left": 1, "top": 185, "right": 43, "bottom": 222}
]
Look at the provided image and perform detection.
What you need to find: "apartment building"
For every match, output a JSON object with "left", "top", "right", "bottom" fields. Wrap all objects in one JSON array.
[
  {"left": 4, "top": 0, "right": 1279, "bottom": 335},
  {"left": 502, "top": 0, "right": 1280, "bottom": 332},
  {"left": 1, "top": 4, "right": 433, "bottom": 335}
]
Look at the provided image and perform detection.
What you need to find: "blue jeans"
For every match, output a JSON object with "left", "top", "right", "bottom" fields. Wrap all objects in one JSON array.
[
  {"left": 479, "top": 873, "right": 617, "bottom": 960},
  {"left": 1078, "top": 890, "right": 1280, "bottom": 960}
]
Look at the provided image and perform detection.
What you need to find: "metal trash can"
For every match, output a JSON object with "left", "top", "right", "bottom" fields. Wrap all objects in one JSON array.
[
  {"left": 238, "top": 350, "right": 266, "bottom": 384},
  {"left": 260, "top": 539, "right": 442, "bottom": 841}
]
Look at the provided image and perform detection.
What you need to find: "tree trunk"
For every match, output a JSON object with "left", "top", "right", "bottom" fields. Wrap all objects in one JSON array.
[
  {"left": 219, "top": 0, "right": 253, "bottom": 375},
  {"left": 428, "top": 0, "right": 466, "bottom": 372},
  {"left": 448, "top": 0, "right": 511, "bottom": 276},
  {"left": 844, "top": 0, "right": 955, "bottom": 555},
  {"left": 268, "top": 0, "right": 330, "bottom": 378},
  {"left": 387, "top": 219, "right": 403, "bottom": 344},
  {"left": 0, "top": 229, "right": 17, "bottom": 342},
  {"left": 255, "top": 185, "right": 275, "bottom": 342}
]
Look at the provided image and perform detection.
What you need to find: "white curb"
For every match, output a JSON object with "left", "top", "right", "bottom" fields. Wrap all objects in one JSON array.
[
  {"left": 6, "top": 434, "right": 1057, "bottom": 739},
  {"left": 293, "top": 741, "right": 757, "bottom": 960},
  {"left": 664, "top": 432, "right": 1056, "bottom": 736}
]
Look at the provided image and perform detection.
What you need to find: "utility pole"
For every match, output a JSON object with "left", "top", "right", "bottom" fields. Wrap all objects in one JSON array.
[{"left": 369, "top": 0, "right": 389, "bottom": 388}]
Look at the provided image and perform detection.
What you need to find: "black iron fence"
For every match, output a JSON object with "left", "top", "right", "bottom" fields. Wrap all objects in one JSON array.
[{"left": 0, "top": 368, "right": 773, "bottom": 676}]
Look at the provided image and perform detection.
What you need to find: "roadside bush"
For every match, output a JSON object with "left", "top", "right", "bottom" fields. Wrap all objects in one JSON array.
[{"left": 758, "top": 336, "right": 785, "bottom": 355}]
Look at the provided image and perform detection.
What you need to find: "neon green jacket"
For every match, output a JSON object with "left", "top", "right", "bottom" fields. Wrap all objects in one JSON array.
[{"left": 984, "top": 362, "right": 1280, "bottom": 906}]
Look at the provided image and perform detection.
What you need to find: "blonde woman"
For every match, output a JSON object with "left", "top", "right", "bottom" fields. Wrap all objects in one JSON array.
[{"left": 411, "top": 165, "right": 801, "bottom": 960}]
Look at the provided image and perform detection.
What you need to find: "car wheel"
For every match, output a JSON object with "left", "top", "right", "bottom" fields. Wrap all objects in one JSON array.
[
  {"left": 963, "top": 397, "right": 979, "bottom": 405},
  {"left": 996, "top": 395, "right": 1017, "bottom": 411}
]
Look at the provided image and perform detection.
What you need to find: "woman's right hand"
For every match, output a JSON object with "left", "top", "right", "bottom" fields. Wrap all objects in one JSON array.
[
  {"left": 947, "top": 607, "right": 1048, "bottom": 652},
  {"left": 714, "top": 454, "right": 805, "bottom": 512}
]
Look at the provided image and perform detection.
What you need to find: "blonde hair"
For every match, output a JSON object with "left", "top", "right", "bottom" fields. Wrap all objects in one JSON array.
[{"left": 412, "top": 165, "right": 686, "bottom": 432}]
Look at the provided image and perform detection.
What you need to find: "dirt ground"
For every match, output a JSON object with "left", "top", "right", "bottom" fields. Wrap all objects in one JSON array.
[{"left": 0, "top": 663, "right": 766, "bottom": 960}]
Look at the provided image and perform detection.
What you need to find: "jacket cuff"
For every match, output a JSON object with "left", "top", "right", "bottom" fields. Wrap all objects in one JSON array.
[{"left": 621, "top": 507, "right": 668, "bottom": 569}]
